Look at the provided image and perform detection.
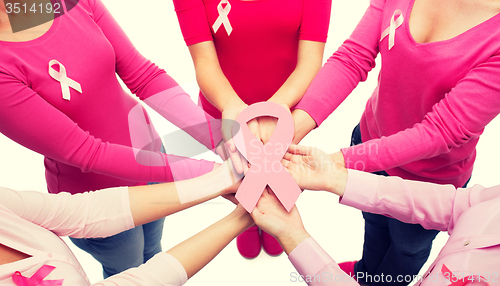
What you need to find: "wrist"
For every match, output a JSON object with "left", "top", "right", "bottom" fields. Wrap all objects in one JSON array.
[
  {"left": 221, "top": 99, "right": 247, "bottom": 112},
  {"left": 277, "top": 229, "right": 311, "bottom": 255},
  {"left": 327, "top": 152, "right": 347, "bottom": 197}
]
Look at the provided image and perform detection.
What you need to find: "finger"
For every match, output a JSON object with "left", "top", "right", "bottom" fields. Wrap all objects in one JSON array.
[
  {"left": 283, "top": 152, "right": 294, "bottom": 161},
  {"left": 288, "top": 144, "right": 313, "bottom": 156},
  {"left": 281, "top": 158, "right": 290, "bottom": 169}
]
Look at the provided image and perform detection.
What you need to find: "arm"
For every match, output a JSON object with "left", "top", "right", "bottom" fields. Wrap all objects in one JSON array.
[
  {"left": 283, "top": 144, "right": 496, "bottom": 232},
  {"left": 0, "top": 72, "right": 177, "bottom": 183},
  {"left": 89, "top": 0, "right": 221, "bottom": 151},
  {"left": 342, "top": 51, "right": 500, "bottom": 173},
  {"left": 259, "top": 40, "right": 325, "bottom": 143},
  {"left": 0, "top": 160, "right": 240, "bottom": 238},
  {"left": 94, "top": 205, "right": 253, "bottom": 286},
  {"left": 293, "top": 0, "right": 384, "bottom": 142},
  {"left": 250, "top": 189, "right": 358, "bottom": 286}
]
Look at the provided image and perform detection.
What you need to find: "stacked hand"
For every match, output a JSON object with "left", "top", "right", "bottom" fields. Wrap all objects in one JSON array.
[{"left": 282, "top": 145, "right": 347, "bottom": 196}]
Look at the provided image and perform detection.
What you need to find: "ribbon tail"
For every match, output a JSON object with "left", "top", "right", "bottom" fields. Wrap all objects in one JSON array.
[
  {"left": 268, "top": 170, "right": 301, "bottom": 212},
  {"left": 235, "top": 172, "right": 268, "bottom": 213}
]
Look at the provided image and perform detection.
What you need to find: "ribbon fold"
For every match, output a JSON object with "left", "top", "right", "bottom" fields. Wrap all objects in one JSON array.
[
  {"left": 233, "top": 102, "right": 301, "bottom": 213},
  {"left": 48, "top": 59, "right": 82, "bottom": 101},
  {"left": 12, "top": 265, "right": 64, "bottom": 286},
  {"left": 212, "top": 0, "right": 233, "bottom": 36},
  {"left": 380, "top": 9, "right": 404, "bottom": 50}
]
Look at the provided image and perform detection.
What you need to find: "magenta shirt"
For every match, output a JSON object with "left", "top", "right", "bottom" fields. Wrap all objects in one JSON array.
[
  {"left": 0, "top": 0, "right": 216, "bottom": 194},
  {"left": 173, "top": 0, "right": 331, "bottom": 118},
  {"left": 296, "top": 0, "right": 500, "bottom": 187}
]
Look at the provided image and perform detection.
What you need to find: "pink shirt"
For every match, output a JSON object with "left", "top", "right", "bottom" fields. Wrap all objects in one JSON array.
[
  {"left": 0, "top": 0, "right": 220, "bottom": 195},
  {"left": 288, "top": 170, "right": 500, "bottom": 285},
  {"left": 0, "top": 186, "right": 187, "bottom": 285},
  {"left": 295, "top": 0, "right": 500, "bottom": 187},
  {"left": 173, "top": 0, "right": 331, "bottom": 118}
]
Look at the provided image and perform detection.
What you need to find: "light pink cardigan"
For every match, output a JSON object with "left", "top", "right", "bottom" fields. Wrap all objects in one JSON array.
[
  {"left": 0, "top": 187, "right": 186, "bottom": 286},
  {"left": 289, "top": 170, "right": 500, "bottom": 285}
]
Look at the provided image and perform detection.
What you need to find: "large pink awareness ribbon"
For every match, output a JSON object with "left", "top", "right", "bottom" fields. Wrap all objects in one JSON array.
[
  {"left": 212, "top": 0, "right": 233, "bottom": 36},
  {"left": 380, "top": 9, "right": 404, "bottom": 50},
  {"left": 233, "top": 102, "right": 301, "bottom": 213},
  {"left": 441, "top": 264, "right": 489, "bottom": 286},
  {"left": 12, "top": 265, "right": 64, "bottom": 286}
]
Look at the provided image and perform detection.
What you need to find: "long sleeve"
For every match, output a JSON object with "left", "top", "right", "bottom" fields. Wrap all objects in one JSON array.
[
  {"left": 294, "top": 0, "right": 384, "bottom": 125},
  {"left": 93, "top": 252, "right": 187, "bottom": 286},
  {"left": 288, "top": 238, "right": 359, "bottom": 286},
  {"left": 0, "top": 73, "right": 177, "bottom": 183},
  {"left": 0, "top": 186, "right": 134, "bottom": 238},
  {"left": 89, "top": 0, "right": 222, "bottom": 151},
  {"left": 340, "top": 170, "right": 496, "bottom": 232},
  {"left": 341, "top": 52, "right": 500, "bottom": 174}
]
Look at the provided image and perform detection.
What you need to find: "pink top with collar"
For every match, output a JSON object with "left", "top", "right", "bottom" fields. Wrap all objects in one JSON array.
[
  {"left": 0, "top": 186, "right": 187, "bottom": 285},
  {"left": 295, "top": 0, "right": 500, "bottom": 187},
  {"left": 288, "top": 170, "right": 500, "bottom": 285},
  {"left": 0, "top": 0, "right": 220, "bottom": 195}
]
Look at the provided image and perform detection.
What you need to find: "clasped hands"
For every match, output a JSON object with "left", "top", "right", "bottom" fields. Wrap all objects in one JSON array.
[{"left": 217, "top": 104, "right": 348, "bottom": 253}]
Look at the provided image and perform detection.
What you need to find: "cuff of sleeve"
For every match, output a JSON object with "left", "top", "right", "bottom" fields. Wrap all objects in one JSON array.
[
  {"left": 299, "top": 33, "right": 328, "bottom": 43},
  {"left": 289, "top": 237, "right": 335, "bottom": 277},
  {"left": 341, "top": 146, "right": 372, "bottom": 172},
  {"left": 158, "top": 253, "right": 188, "bottom": 285},
  {"left": 340, "top": 169, "right": 377, "bottom": 211},
  {"left": 121, "top": 187, "right": 136, "bottom": 229}
]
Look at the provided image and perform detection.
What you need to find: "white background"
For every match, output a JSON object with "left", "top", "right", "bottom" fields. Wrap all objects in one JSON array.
[{"left": 1, "top": 0, "right": 500, "bottom": 285}]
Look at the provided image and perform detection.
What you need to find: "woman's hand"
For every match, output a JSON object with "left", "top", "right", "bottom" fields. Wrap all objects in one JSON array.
[
  {"left": 221, "top": 103, "right": 259, "bottom": 174},
  {"left": 250, "top": 188, "right": 310, "bottom": 254},
  {"left": 282, "top": 145, "right": 348, "bottom": 196}
]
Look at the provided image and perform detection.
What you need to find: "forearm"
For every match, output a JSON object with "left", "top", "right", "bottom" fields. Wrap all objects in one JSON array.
[
  {"left": 189, "top": 42, "right": 245, "bottom": 112},
  {"left": 129, "top": 161, "right": 237, "bottom": 226},
  {"left": 277, "top": 229, "right": 312, "bottom": 255},
  {"left": 167, "top": 206, "right": 253, "bottom": 278},
  {"left": 292, "top": 109, "right": 317, "bottom": 143}
]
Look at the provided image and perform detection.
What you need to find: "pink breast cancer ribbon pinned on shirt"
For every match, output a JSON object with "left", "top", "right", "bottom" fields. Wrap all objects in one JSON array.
[
  {"left": 213, "top": 0, "right": 233, "bottom": 36},
  {"left": 12, "top": 265, "right": 64, "bottom": 286},
  {"left": 380, "top": 9, "right": 404, "bottom": 50},
  {"left": 48, "top": 60, "right": 82, "bottom": 101},
  {"left": 232, "top": 102, "right": 301, "bottom": 213}
]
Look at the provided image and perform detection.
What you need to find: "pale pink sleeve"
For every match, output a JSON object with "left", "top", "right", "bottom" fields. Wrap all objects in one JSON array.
[
  {"left": 341, "top": 52, "right": 500, "bottom": 174},
  {"left": 89, "top": 0, "right": 222, "bottom": 151},
  {"left": 340, "top": 170, "right": 498, "bottom": 232},
  {"left": 0, "top": 186, "right": 134, "bottom": 238},
  {"left": 289, "top": 238, "right": 359, "bottom": 286},
  {"left": 93, "top": 253, "right": 187, "bottom": 286},
  {"left": 294, "top": 0, "right": 384, "bottom": 125}
]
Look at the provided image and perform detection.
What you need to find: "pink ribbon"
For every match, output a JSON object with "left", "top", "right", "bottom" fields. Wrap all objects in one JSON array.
[
  {"left": 212, "top": 0, "right": 233, "bottom": 36},
  {"left": 380, "top": 9, "right": 404, "bottom": 50},
  {"left": 12, "top": 265, "right": 64, "bottom": 286},
  {"left": 233, "top": 102, "right": 301, "bottom": 213},
  {"left": 441, "top": 264, "right": 489, "bottom": 286},
  {"left": 48, "top": 60, "right": 82, "bottom": 101}
]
